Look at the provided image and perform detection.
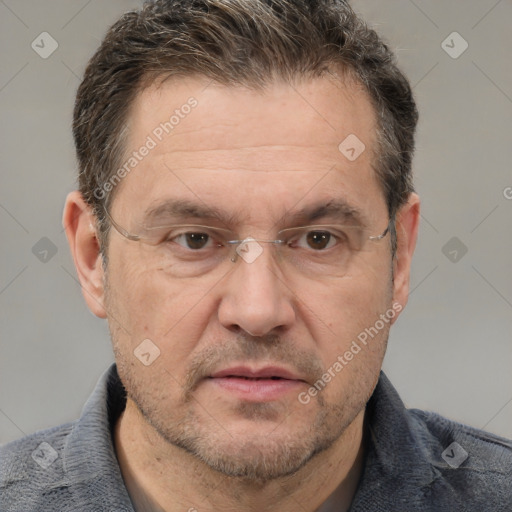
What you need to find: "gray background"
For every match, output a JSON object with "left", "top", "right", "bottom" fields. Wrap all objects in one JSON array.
[{"left": 1, "top": 0, "right": 511, "bottom": 444}]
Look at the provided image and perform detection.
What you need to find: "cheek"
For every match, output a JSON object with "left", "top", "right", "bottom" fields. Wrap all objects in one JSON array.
[
  {"left": 300, "top": 257, "right": 392, "bottom": 365},
  {"left": 105, "top": 252, "right": 215, "bottom": 369},
  {"left": 303, "top": 275, "right": 391, "bottom": 410}
]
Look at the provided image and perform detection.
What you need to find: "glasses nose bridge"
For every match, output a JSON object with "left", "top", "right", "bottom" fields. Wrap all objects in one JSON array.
[{"left": 228, "top": 236, "right": 285, "bottom": 264}]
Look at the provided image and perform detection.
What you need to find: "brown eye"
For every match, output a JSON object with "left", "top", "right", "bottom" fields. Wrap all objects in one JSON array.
[
  {"left": 305, "top": 231, "right": 333, "bottom": 250},
  {"left": 175, "top": 233, "right": 211, "bottom": 250}
]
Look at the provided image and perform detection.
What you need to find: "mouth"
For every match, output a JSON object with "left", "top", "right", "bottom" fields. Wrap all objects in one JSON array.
[
  {"left": 210, "top": 366, "right": 304, "bottom": 381},
  {"left": 207, "top": 366, "right": 306, "bottom": 401}
]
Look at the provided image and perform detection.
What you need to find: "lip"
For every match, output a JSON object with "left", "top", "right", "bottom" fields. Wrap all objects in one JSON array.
[
  {"left": 207, "top": 365, "right": 306, "bottom": 402},
  {"left": 210, "top": 365, "right": 304, "bottom": 381}
]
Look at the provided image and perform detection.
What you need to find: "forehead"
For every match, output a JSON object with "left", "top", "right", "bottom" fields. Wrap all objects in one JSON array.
[{"left": 113, "top": 74, "right": 385, "bottom": 224}]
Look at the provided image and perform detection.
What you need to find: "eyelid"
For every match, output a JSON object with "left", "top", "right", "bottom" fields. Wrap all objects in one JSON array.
[
  {"left": 278, "top": 224, "right": 360, "bottom": 236},
  {"left": 136, "top": 225, "right": 233, "bottom": 247},
  {"left": 141, "top": 224, "right": 232, "bottom": 238}
]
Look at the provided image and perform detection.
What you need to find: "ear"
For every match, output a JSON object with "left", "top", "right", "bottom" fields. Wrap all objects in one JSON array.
[
  {"left": 391, "top": 192, "right": 420, "bottom": 321},
  {"left": 63, "top": 191, "right": 107, "bottom": 318}
]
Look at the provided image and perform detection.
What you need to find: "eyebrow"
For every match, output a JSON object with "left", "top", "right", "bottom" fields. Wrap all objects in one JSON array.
[
  {"left": 141, "top": 198, "right": 367, "bottom": 228},
  {"left": 285, "top": 199, "right": 367, "bottom": 227},
  {"left": 142, "top": 199, "right": 241, "bottom": 227}
]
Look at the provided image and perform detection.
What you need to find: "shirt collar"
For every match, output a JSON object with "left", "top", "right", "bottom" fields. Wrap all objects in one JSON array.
[
  {"left": 62, "top": 364, "right": 134, "bottom": 510},
  {"left": 349, "top": 372, "right": 438, "bottom": 510}
]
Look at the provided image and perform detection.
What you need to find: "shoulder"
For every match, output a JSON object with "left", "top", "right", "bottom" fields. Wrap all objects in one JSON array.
[
  {"left": 408, "top": 407, "right": 512, "bottom": 508},
  {"left": 0, "top": 422, "right": 76, "bottom": 511},
  {"left": 409, "top": 407, "right": 512, "bottom": 467},
  {"left": 361, "top": 372, "right": 512, "bottom": 511}
]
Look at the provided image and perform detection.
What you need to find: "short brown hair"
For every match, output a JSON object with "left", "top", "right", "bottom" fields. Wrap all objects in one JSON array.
[{"left": 73, "top": 0, "right": 418, "bottom": 254}]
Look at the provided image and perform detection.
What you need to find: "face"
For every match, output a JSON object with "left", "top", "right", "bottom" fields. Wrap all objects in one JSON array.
[{"left": 101, "top": 74, "right": 402, "bottom": 481}]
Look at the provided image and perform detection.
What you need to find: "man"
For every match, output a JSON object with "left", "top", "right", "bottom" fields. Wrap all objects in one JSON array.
[{"left": 1, "top": 0, "right": 511, "bottom": 510}]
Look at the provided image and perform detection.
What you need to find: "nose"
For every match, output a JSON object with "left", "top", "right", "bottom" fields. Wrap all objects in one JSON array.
[{"left": 217, "top": 243, "right": 296, "bottom": 337}]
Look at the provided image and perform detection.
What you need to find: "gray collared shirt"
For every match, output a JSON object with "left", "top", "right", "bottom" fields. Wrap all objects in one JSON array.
[{"left": 1, "top": 364, "right": 511, "bottom": 511}]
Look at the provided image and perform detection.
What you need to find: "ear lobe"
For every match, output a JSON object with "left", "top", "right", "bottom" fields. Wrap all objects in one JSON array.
[
  {"left": 391, "top": 193, "right": 420, "bottom": 320},
  {"left": 63, "top": 191, "right": 107, "bottom": 318}
]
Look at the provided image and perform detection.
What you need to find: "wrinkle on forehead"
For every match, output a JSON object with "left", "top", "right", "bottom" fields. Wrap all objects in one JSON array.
[{"left": 113, "top": 75, "right": 386, "bottom": 227}]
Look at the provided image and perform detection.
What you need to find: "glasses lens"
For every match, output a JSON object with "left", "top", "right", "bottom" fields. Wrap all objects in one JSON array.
[
  {"left": 275, "top": 225, "right": 367, "bottom": 277},
  {"left": 136, "top": 225, "right": 232, "bottom": 277},
  {"left": 111, "top": 217, "right": 386, "bottom": 278}
]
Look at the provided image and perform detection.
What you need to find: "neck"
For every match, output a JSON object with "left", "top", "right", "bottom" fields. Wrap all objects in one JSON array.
[{"left": 114, "top": 399, "right": 366, "bottom": 512}]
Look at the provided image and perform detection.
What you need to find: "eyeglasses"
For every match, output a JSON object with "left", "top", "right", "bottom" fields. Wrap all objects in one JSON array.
[{"left": 104, "top": 209, "right": 393, "bottom": 278}]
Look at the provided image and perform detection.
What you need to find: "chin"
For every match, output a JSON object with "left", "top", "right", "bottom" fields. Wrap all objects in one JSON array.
[
  {"left": 173, "top": 429, "right": 326, "bottom": 481},
  {"left": 148, "top": 398, "right": 353, "bottom": 482}
]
